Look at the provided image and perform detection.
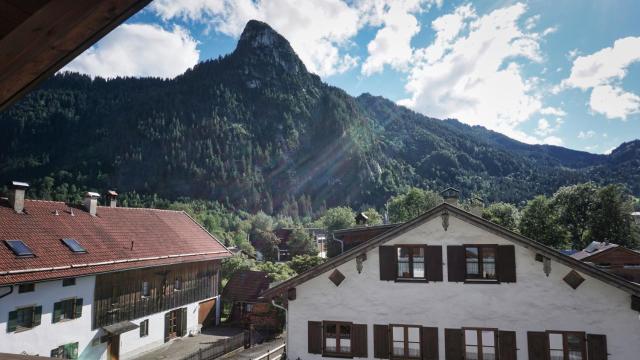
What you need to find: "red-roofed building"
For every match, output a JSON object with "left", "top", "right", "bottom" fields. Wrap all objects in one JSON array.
[{"left": 0, "top": 183, "right": 231, "bottom": 359}]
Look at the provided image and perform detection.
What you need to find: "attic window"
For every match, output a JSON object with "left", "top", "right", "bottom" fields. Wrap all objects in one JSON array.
[
  {"left": 61, "top": 238, "right": 87, "bottom": 253},
  {"left": 4, "top": 240, "right": 34, "bottom": 257}
]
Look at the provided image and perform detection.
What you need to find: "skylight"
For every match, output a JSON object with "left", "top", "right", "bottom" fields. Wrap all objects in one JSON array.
[
  {"left": 4, "top": 240, "right": 34, "bottom": 257},
  {"left": 61, "top": 238, "right": 87, "bottom": 253}
]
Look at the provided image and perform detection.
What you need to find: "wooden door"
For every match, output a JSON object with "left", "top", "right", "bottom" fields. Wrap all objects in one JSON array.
[{"left": 108, "top": 334, "right": 120, "bottom": 360}]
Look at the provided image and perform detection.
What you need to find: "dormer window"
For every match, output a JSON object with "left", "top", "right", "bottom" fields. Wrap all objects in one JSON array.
[
  {"left": 61, "top": 238, "right": 87, "bottom": 253},
  {"left": 4, "top": 240, "right": 34, "bottom": 257}
]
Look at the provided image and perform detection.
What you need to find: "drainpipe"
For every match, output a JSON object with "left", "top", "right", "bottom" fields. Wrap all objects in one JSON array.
[
  {"left": 332, "top": 233, "right": 344, "bottom": 255},
  {"left": 0, "top": 285, "right": 13, "bottom": 299},
  {"left": 272, "top": 299, "right": 288, "bottom": 353}
]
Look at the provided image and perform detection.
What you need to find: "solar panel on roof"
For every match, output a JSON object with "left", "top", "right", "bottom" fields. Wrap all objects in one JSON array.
[
  {"left": 4, "top": 240, "right": 34, "bottom": 257},
  {"left": 61, "top": 238, "right": 87, "bottom": 253}
]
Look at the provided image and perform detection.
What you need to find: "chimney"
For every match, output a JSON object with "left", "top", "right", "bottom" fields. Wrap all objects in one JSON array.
[
  {"left": 83, "top": 192, "right": 100, "bottom": 216},
  {"left": 7, "top": 181, "right": 29, "bottom": 213},
  {"left": 470, "top": 195, "right": 484, "bottom": 216},
  {"left": 106, "top": 190, "right": 118, "bottom": 208},
  {"left": 441, "top": 187, "right": 460, "bottom": 206},
  {"left": 355, "top": 212, "right": 369, "bottom": 226}
]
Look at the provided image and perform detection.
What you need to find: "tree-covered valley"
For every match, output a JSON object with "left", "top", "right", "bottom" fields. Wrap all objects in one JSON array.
[{"left": 1, "top": 20, "right": 639, "bottom": 218}]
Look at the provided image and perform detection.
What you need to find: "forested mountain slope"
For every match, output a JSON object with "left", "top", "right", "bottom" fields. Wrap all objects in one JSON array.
[{"left": 0, "top": 20, "right": 638, "bottom": 214}]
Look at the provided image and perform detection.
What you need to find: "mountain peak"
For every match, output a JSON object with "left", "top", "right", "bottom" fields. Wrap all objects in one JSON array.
[{"left": 235, "top": 20, "right": 306, "bottom": 74}]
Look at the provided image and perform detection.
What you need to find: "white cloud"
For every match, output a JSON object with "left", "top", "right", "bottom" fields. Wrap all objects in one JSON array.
[
  {"left": 560, "top": 36, "right": 640, "bottom": 120},
  {"left": 536, "top": 118, "right": 551, "bottom": 136},
  {"left": 152, "top": 0, "right": 362, "bottom": 76},
  {"left": 539, "top": 106, "right": 566, "bottom": 116},
  {"left": 543, "top": 135, "right": 563, "bottom": 146},
  {"left": 398, "top": 3, "right": 552, "bottom": 142},
  {"left": 578, "top": 130, "right": 595, "bottom": 139},
  {"left": 360, "top": 0, "right": 425, "bottom": 75},
  {"left": 589, "top": 84, "right": 640, "bottom": 120},
  {"left": 64, "top": 24, "right": 199, "bottom": 78}
]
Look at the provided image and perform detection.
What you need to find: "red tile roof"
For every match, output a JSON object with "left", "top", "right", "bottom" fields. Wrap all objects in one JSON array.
[
  {"left": 222, "top": 270, "right": 270, "bottom": 302},
  {"left": 0, "top": 199, "right": 231, "bottom": 285}
]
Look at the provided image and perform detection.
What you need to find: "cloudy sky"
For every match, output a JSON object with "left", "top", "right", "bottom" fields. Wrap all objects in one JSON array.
[{"left": 64, "top": 0, "right": 640, "bottom": 153}]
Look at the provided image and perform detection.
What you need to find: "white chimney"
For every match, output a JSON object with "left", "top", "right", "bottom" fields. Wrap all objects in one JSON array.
[
  {"left": 106, "top": 190, "right": 118, "bottom": 208},
  {"left": 7, "top": 181, "right": 29, "bottom": 213},
  {"left": 83, "top": 192, "right": 100, "bottom": 216},
  {"left": 470, "top": 195, "right": 484, "bottom": 216},
  {"left": 441, "top": 187, "right": 460, "bottom": 207}
]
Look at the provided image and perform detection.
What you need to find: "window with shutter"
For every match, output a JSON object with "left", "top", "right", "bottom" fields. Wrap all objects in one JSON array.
[
  {"left": 445, "top": 328, "right": 463, "bottom": 360},
  {"left": 547, "top": 331, "right": 586, "bottom": 360},
  {"left": 11, "top": 306, "right": 37, "bottom": 331},
  {"left": 527, "top": 331, "right": 547, "bottom": 360},
  {"left": 308, "top": 321, "right": 323, "bottom": 354},
  {"left": 380, "top": 246, "right": 397, "bottom": 281},
  {"left": 498, "top": 331, "right": 517, "bottom": 360},
  {"left": 425, "top": 246, "right": 443, "bottom": 282},
  {"left": 396, "top": 246, "right": 426, "bottom": 280},
  {"left": 447, "top": 246, "right": 466, "bottom": 282},
  {"left": 54, "top": 298, "right": 79, "bottom": 322},
  {"left": 140, "top": 319, "right": 149, "bottom": 337},
  {"left": 391, "top": 325, "right": 422, "bottom": 358},
  {"left": 463, "top": 328, "right": 498, "bottom": 360},
  {"left": 587, "top": 334, "right": 607, "bottom": 360},
  {"left": 323, "top": 321, "right": 353, "bottom": 356},
  {"left": 374, "top": 324, "right": 390, "bottom": 359},
  {"left": 352, "top": 324, "right": 368, "bottom": 358},
  {"left": 421, "top": 327, "right": 438, "bottom": 360},
  {"left": 464, "top": 245, "right": 498, "bottom": 281},
  {"left": 497, "top": 245, "right": 516, "bottom": 282}
]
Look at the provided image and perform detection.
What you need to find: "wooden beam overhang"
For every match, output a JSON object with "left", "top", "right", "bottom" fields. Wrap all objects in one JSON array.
[{"left": 0, "top": 0, "right": 152, "bottom": 111}]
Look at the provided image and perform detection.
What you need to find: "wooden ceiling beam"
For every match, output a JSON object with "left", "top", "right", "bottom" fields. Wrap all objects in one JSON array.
[{"left": 0, "top": 0, "right": 151, "bottom": 112}]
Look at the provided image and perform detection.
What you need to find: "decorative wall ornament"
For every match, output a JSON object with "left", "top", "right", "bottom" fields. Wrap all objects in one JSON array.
[
  {"left": 329, "top": 269, "right": 345, "bottom": 286},
  {"left": 356, "top": 253, "right": 367, "bottom": 274},
  {"left": 441, "top": 209, "right": 450, "bottom": 231},
  {"left": 563, "top": 270, "right": 585, "bottom": 289},
  {"left": 543, "top": 257, "right": 552, "bottom": 277}
]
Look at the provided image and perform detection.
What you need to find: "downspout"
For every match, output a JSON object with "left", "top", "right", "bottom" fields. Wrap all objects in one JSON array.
[
  {"left": 0, "top": 285, "right": 14, "bottom": 299},
  {"left": 332, "top": 233, "right": 344, "bottom": 255},
  {"left": 272, "top": 299, "right": 289, "bottom": 353}
]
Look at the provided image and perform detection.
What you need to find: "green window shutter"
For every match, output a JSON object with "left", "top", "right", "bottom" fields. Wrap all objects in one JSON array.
[
  {"left": 7, "top": 310, "right": 17, "bottom": 332},
  {"left": 64, "top": 342, "right": 79, "bottom": 359},
  {"left": 53, "top": 301, "right": 62, "bottom": 323},
  {"left": 51, "top": 347, "right": 61, "bottom": 358},
  {"left": 74, "top": 298, "right": 83, "bottom": 319},
  {"left": 33, "top": 306, "right": 42, "bottom": 326}
]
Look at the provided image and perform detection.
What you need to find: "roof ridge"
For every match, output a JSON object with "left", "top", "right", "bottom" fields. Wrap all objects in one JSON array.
[{"left": 97, "top": 205, "right": 184, "bottom": 213}]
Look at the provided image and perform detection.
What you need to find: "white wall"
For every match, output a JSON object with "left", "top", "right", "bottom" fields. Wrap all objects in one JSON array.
[
  {"left": 0, "top": 276, "right": 218, "bottom": 360},
  {"left": 0, "top": 276, "right": 97, "bottom": 357},
  {"left": 287, "top": 215, "right": 640, "bottom": 360}
]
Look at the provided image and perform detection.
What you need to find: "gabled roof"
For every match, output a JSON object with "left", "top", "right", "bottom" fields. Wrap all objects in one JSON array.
[
  {"left": 571, "top": 241, "right": 620, "bottom": 261},
  {"left": 222, "top": 270, "right": 270, "bottom": 302},
  {"left": 0, "top": 198, "right": 231, "bottom": 285},
  {"left": 261, "top": 202, "right": 640, "bottom": 298}
]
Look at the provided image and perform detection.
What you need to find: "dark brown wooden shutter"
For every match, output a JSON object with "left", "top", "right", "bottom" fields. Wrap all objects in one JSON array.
[
  {"left": 179, "top": 307, "right": 187, "bottom": 336},
  {"left": 444, "top": 328, "right": 463, "bottom": 360},
  {"left": 33, "top": 306, "right": 42, "bottom": 327},
  {"left": 74, "top": 298, "right": 83, "bottom": 319},
  {"left": 352, "top": 324, "right": 368, "bottom": 357},
  {"left": 587, "top": 334, "right": 607, "bottom": 360},
  {"left": 308, "top": 321, "right": 322, "bottom": 354},
  {"left": 52, "top": 301, "right": 62, "bottom": 323},
  {"left": 497, "top": 245, "right": 516, "bottom": 282},
  {"left": 426, "top": 246, "right": 443, "bottom": 282},
  {"left": 7, "top": 310, "right": 17, "bottom": 332},
  {"left": 164, "top": 312, "right": 170, "bottom": 342},
  {"left": 379, "top": 246, "right": 397, "bottom": 281},
  {"left": 447, "top": 246, "right": 465, "bottom": 282},
  {"left": 373, "top": 324, "right": 390, "bottom": 358},
  {"left": 499, "top": 330, "right": 517, "bottom": 360},
  {"left": 421, "top": 326, "right": 438, "bottom": 360},
  {"left": 527, "top": 331, "right": 547, "bottom": 360}
]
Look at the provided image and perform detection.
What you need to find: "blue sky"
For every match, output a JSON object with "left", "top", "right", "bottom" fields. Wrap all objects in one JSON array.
[{"left": 64, "top": 0, "right": 640, "bottom": 154}]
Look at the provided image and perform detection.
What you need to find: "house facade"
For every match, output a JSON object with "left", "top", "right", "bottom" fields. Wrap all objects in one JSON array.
[
  {"left": 572, "top": 241, "right": 640, "bottom": 283},
  {"left": 0, "top": 183, "right": 231, "bottom": 359},
  {"left": 263, "top": 202, "right": 640, "bottom": 360}
]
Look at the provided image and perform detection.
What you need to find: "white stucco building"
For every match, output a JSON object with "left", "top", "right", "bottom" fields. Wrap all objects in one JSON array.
[
  {"left": 263, "top": 202, "right": 640, "bottom": 360},
  {"left": 0, "top": 183, "right": 230, "bottom": 359}
]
